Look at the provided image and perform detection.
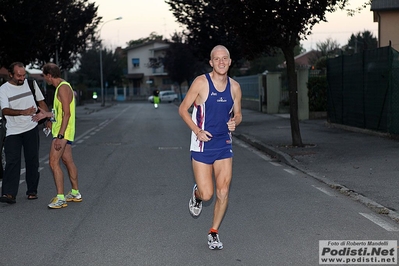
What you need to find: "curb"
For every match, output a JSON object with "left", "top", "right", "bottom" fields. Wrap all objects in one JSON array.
[{"left": 234, "top": 133, "right": 399, "bottom": 224}]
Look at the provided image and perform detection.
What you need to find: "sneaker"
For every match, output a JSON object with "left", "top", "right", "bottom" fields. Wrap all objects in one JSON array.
[
  {"left": 189, "top": 184, "right": 202, "bottom": 216},
  {"left": 48, "top": 197, "right": 67, "bottom": 209},
  {"left": 208, "top": 232, "right": 223, "bottom": 250},
  {"left": 65, "top": 191, "right": 82, "bottom": 202}
]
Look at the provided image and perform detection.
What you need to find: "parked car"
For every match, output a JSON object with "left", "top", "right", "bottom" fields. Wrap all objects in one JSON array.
[{"left": 148, "top": 91, "right": 178, "bottom": 103}]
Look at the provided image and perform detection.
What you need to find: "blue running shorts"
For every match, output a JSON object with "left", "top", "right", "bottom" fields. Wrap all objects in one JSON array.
[{"left": 191, "top": 148, "right": 233, "bottom": 165}]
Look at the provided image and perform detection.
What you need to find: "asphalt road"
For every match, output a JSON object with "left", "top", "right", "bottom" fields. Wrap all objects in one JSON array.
[{"left": 0, "top": 102, "right": 398, "bottom": 266}]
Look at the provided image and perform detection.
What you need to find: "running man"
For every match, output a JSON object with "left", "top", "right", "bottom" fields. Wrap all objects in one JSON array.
[{"left": 178, "top": 45, "right": 242, "bottom": 249}]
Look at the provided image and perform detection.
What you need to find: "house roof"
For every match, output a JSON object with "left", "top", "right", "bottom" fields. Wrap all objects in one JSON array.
[
  {"left": 278, "top": 50, "right": 320, "bottom": 68},
  {"left": 371, "top": 0, "right": 399, "bottom": 11},
  {"left": 124, "top": 40, "right": 169, "bottom": 51}
]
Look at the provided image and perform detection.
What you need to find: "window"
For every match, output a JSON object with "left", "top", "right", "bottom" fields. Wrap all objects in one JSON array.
[{"left": 132, "top": 58, "right": 140, "bottom": 68}]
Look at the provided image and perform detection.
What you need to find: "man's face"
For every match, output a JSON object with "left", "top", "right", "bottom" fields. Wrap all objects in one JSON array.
[
  {"left": 9, "top": 66, "right": 26, "bottom": 86},
  {"left": 209, "top": 48, "right": 231, "bottom": 75}
]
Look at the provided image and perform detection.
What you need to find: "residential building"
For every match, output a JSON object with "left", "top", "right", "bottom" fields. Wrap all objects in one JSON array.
[
  {"left": 277, "top": 50, "right": 321, "bottom": 69},
  {"left": 125, "top": 41, "right": 173, "bottom": 97},
  {"left": 371, "top": 0, "right": 399, "bottom": 51}
]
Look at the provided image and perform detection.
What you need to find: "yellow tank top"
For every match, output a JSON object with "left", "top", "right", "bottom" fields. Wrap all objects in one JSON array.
[{"left": 52, "top": 81, "right": 76, "bottom": 141}]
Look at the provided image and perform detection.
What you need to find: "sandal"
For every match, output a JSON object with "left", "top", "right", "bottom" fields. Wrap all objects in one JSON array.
[
  {"left": 27, "top": 194, "right": 38, "bottom": 200},
  {"left": 0, "top": 194, "right": 16, "bottom": 204}
]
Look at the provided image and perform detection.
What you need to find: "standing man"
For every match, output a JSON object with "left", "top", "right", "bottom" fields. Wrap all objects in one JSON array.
[
  {"left": 0, "top": 62, "right": 49, "bottom": 204},
  {"left": 33, "top": 63, "right": 81, "bottom": 209},
  {"left": 178, "top": 45, "right": 242, "bottom": 250}
]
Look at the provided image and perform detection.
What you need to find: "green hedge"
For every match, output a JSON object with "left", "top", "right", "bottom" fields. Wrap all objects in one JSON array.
[{"left": 308, "top": 76, "right": 327, "bottom": 112}]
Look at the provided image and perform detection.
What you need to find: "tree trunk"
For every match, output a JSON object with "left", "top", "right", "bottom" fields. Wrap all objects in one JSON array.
[{"left": 282, "top": 47, "right": 303, "bottom": 147}]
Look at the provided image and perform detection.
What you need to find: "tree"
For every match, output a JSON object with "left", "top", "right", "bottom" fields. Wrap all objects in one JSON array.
[
  {"left": 163, "top": 32, "right": 206, "bottom": 100},
  {"left": 347, "top": 30, "right": 378, "bottom": 53},
  {"left": 166, "top": 0, "right": 351, "bottom": 146},
  {"left": 0, "top": 0, "right": 100, "bottom": 70},
  {"left": 231, "top": 44, "right": 304, "bottom": 77},
  {"left": 316, "top": 38, "right": 341, "bottom": 55},
  {"left": 166, "top": 1, "right": 259, "bottom": 66},
  {"left": 308, "top": 38, "right": 341, "bottom": 69},
  {"left": 346, "top": 0, "right": 372, "bottom": 16},
  {"left": 126, "top": 32, "right": 164, "bottom": 47},
  {"left": 74, "top": 47, "right": 125, "bottom": 88}
]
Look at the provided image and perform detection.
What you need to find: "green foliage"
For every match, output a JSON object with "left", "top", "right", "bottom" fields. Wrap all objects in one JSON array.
[
  {"left": 0, "top": 0, "right": 100, "bottom": 70},
  {"left": 347, "top": 30, "right": 377, "bottom": 53},
  {"left": 314, "top": 57, "right": 326, "bottom": 69},
  {"left": 166, "top": 0, "right": 351, "bottom": 145},
  {"left": 316, "top": 38, "right": 341, "bottom": 55},
  {"left": 73, "top": 47, "right": 125, "bottom": 88},
  {"left": 163, "top": 32, "right": 205, "bottom": 87},
  {"left": 126, "top": 32, "right": 164, "bottom": 47},
  {"left": 308, "top": 76, "right": 328, "bottom": 112},
  {"left": 231, "top": 46, "right": 305, "bottom": 76}
]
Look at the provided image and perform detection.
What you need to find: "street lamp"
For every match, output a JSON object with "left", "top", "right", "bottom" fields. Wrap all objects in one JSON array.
[{"left": 99, "top": 16, "right": 122, "bottom": 106}]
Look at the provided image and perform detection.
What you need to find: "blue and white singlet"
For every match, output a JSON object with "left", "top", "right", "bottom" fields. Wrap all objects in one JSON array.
[{"left": 190, "top": 73, "right": 234, "bottom": 152}]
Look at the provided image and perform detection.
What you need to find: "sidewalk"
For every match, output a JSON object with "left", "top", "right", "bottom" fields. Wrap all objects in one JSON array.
[{"left": 233, "top": 109, "right": 399, "bottom": 223}]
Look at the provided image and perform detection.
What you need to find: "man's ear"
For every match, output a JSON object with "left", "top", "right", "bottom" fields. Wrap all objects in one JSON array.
[{"left": 209, "top": 60, "right": 213, "bottom": 67}]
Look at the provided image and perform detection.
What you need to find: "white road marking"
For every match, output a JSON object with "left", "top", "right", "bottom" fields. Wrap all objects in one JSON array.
[
  {"left": 257, "top": 153, "right": 272, "bottom": 161},
  {"left": 284, "top": 168, "right": 297, "bottom": 175},
  {"left": 234, "top": 138, "right": 249, "bottom": 148},
  {"left": 269, "top": 162, "right": 281, "bottom": 167},
  {"left": 312, "top": 185, "right": 334, "bottom": 196},
  {"left": 359, "top": 212, "right": 399, "bottom": 231},
  {"left": 234, "top": 138, "right": 272, "bottom": 161}
]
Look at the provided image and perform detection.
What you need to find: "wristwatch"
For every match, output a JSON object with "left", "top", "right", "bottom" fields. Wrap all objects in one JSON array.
[{"left": 57, "top": 134, "right": 64, "bottom": 139}]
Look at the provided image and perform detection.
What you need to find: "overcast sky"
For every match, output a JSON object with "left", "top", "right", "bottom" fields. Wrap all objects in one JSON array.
[{"left": 94, "top": 0, "right": 378, "bottom": 52}]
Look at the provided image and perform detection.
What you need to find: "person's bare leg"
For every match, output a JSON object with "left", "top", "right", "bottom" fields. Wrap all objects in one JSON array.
[
  {"left": 61, "top": 144, "right": 78, "bottom": 190},
  {"left": 49, "top": 140, "right": 67, "bottom": 194},
  {"left": 211, "top": 158, "right": 233, "bottom": 230},
  {"left": 192, "top": 159, "right": 213, "bottom": 201}
]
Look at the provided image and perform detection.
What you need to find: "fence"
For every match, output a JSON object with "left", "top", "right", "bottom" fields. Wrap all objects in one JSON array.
[
  {"left": 238, "top": 75, "right": 261, "bottom": 100},
  {"left": 327, "top": 46, "right": 399, "bottom": 134},
  {"left": 234, "top": 74, "right": 264, "bottom": 111}
]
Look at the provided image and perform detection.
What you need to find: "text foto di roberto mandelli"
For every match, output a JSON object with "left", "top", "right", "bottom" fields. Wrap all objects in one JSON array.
[{"left": 319, "top": 240, "right": 397, "bottom": 265}]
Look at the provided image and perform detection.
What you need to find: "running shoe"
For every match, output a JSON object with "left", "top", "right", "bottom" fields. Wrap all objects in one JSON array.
[
  {"left": 208, "top": 232, "right": 223, "bottom": 250},
  {"left": 48, "top": 197, "right": 67, "bottom": 209},
  {"left": 65, "top": 191, "right": 82, "bottom": 202},
  {"left": 189, "top": 184, "right": 202, "bottom": 216}
]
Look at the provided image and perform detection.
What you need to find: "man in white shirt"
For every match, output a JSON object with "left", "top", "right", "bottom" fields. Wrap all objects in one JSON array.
[{"left": 0, "top": 62, "right": 49, "bottom": 204}]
